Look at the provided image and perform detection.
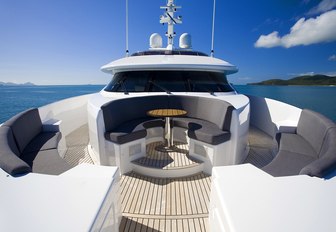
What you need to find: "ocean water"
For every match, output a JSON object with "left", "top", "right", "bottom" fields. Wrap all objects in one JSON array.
[
  {"left": 0, "top": 85, "right": 335, "bottom": 123},
  {"left": 234, "top": 85, "right": 336, "bottom": 122},
  {"left": 0, "top": 85, "right": 104, "bottom": 123}
]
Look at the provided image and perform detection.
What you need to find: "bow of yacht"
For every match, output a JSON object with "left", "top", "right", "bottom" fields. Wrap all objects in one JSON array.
[{"left": 1, "top": 1, "right": 336, "bottom": 231}]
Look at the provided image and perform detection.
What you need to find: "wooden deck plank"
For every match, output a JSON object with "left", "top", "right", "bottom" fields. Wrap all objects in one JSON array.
[
  {"left": 147, "top": 219, "right": 155, "bottom": 232},
  {"left": 119, "top": 172, "right": 211, "bottom": 232},
  {"left": 185, "top": 176, "right": 195, "bottom": 215},
  {"left": 188, "top": 175, "right": 200, "bottom": 214},
  {"left": 150, "top": 177, "right": 159, "bottom": 215},
  {"left": 177, "top": 219, "right": 183, "bottom": 231},
  {"left": 193, "top": 175, "right": 208, "bottom": 214},
  {"left": 153, "top": 219, "right": 160, "bottom": 231},
  {"left": 141, "top": 218, "right": 148, "bottom": 232},
  {"left": 160, "top": 178, "right": 167, "bottom": 216},
  {"left": 175, "top": 177, "right": 182, "bottom": 216},
  {"left": 134, "top": 142, "right": 202, "bottom": 170},
  {"left": 166, "top": 178, "right": 172, "bottom": 216},
  {"left": 179, "top": 177, "right": 188, "bottom": 215},
  {"left": 140, "top": 176, "right": 150, "bottom": 215},
  {"left": 182, "top": 219, "right": 189, "bottom": 231},
  {"left": 123, "top": 217, "right": 132, "bottom": 232},
  {"left": 188, "top": 218, "right": 196, "bottom": 231},
  {"left": 187, "top": 178, "right": 196, "bottom": 215},
  {"left": 194, "top": 218, "right": 202, "bottom": 231},
  {"left": 119, "top": 217, "right": 128, "bottom": 231},
  {"left": 125, "top": 173, "right": 141, "bottom": 213},
  {"left": 133, "top": 175, "right": 146, "bottom": 214}
]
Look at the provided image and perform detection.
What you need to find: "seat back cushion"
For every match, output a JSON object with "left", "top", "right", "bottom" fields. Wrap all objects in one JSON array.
[
  {"left": 3, "top": 108, "right": 42, "bottom": 154},
  {"left": 169, "top": 95, "right": 234, "bottom": 130},
  {"left": 300, "top": 127, "right": 336, "bottom": 177},
  {"left": 297, "top": 109, "right": 335, "bottom": 156},
  {"left": 319, "top": 127, "right": 336, "bottom": 159},
  {"left": 0, "top": 126, "right": 31, "bottom": 175},
  {"left": 101, "top": 95, "right": 169, "bottom": 132}
]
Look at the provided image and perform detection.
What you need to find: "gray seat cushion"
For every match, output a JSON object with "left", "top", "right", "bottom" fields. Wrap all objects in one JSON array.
[
  {"left": 0, "top": 126, "right": 31, "bottom": 175},
  {"left": 300, "top": 127, "right": 336, "bottom": 177},
  {"left": 278, "top": 133, "right": 317, "bottom": 158},
  {"left": 262, "top": 150, "right": 316, "bottom": 177},
  {"left": 104, "top": 112, "right": 164, "bottom": 144},
  {"left": 101, "top": 95, "right": 169, "bottom": 132},
  {"left": 0, "top": 108, "right": 69, "bottom": 176},
  {"left": 168, "top": 95, "right": 234, "bottom": 130},
  {"left": 297, "top": 109, "right": 336, "bottom": 155},
  {"left": 102, "top": 95, "right": 234, "bottom": 145},
  {"left": 105, "top": 118, "right": 147, "bottom": 144},
  {"left": 21, "top": 149, "right": 72, "bottom": 175},
  {"left": 263, "top": 109, "right": 336, "bottom": 178},
  {"left": 174, "top": 117, "right": 231, "bottom": 145},
  {"left": 188, "top": 120, "right": 231, "bottom": 145},
  {"left": 3, "top": 108, "right": 42, "bottom": 153},
  {"left": 142, "top": 119, "right": 164, "bottom": 129},
  {"left": 23, "top": 132, "right": 61, "bottom": 153}
]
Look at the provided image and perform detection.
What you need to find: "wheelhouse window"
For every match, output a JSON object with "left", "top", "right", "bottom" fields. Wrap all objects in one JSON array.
[{"left": 104, "top": 70, "right": 234, "bottom": 93}]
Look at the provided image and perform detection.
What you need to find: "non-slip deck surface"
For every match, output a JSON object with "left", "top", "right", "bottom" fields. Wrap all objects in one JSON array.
[
  {"left": 120, "top": 172, "right": 211, "bottom": 232},
  {"left": 133, "top": 142, "right": 201, "bottom": 169}
]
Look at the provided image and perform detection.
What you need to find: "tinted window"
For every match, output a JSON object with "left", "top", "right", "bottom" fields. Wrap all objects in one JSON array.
[
  {"left": 131, "top": 50, "right": 208, "bottom": 57},
  {"left": 104, "top": 71, "right": 234, "bottom": 93}
]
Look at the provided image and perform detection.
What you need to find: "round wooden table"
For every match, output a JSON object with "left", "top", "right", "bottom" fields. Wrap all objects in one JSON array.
[{"left": 147, "top": 109, "right": 187, "bottom": 150}]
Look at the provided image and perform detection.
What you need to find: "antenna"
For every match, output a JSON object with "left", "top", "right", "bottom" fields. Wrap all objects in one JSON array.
[
  {"left": 160, "top": 0, "right": 182, "bottom": 50},
  {"left": 125, "top": 0, "right": 129, "bottom": 57},
  {"left": 211, "top": 0, "right": 216, "bottom": 57}
]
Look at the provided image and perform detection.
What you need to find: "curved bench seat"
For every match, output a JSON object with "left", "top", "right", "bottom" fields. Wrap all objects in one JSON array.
[
  {"left": 0, "top": 108, "right": 71, "bottom": 176},
  {"left": 101, "top": 95, "right": 234, "bottom": 145},
  {"left": 262, "top": 109, "right": 336, "bottom": 178},
  {"left": 174, "top": 117, "right": 231, "bottom": 145},
  {"left": 21, "top": 149, "right": 71, "bottom": 175},
  {"left": 104, "top": 118, "right": 164, "bottom": 144},
  {"left": 101, "top": 95, "right": 236, "bottom": 174}
]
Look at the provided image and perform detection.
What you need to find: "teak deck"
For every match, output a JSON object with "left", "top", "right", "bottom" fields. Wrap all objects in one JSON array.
[
  {"left": 133, "top": 142, "right": 202, "bottom": 170},
  {"left": 62, "top": 124, "right": 276, "bottom": 231},
  {"left": 119, "top": 172, "right": 211, "bottom": 232},
  {"left": 121, "top": 140, "right": 210, "bottom": 232}
]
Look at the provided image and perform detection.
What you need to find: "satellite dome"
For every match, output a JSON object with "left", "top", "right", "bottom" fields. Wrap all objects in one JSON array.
[
  {"left": 179, "top": 33, "right": 192, "bottom": 49},
  {"left": 150, "top": 33, "right": 163, "bottom": 48}
]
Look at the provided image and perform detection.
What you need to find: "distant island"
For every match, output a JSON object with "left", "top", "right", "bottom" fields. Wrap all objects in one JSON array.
[
  {"left": 0, "top": 82, "right": 35, "bottom": 86},
  {"left": 248, "top": 75, "right": 336, "bottom": 86}
]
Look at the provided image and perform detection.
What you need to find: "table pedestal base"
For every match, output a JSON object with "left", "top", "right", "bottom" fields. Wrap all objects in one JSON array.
[{"left": 155, "top": 143, "right": 178, "bottom": 152}]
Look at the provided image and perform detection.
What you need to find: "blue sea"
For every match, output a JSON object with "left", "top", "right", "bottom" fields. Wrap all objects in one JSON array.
[{"left": 0, "top": 85, "right": 335, "bottom": 123}]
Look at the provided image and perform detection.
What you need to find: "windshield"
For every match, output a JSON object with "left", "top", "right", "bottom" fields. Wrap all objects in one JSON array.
[{"left": 104, "top": 71, "right": 234, "bottom": 93}]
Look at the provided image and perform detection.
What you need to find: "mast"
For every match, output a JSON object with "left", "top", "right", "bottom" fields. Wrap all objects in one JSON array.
[
  {"left": 211, "top": 0, "right": 216, "bottom": 57},
  {"left": 160, "top": 0, "right": 182, "bottom": 50},
  {"left": 125, "top": 0, "right": 129, "bottom": 56}
]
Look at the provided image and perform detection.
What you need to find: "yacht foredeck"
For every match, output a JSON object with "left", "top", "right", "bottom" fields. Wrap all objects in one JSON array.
[{"left": 63, "top": 124, "right": 276, "bottom": 232}]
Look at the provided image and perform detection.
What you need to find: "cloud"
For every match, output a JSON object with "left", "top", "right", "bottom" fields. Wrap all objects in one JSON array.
[
  {"left": 307, "top": 0, "right": 336, "bottom": 15},
  {"left": 329, "top": 54, "right": 336, "bottom": 61},
  {"left": 255, "top": 10, "right": 336, "bottom": 48}
]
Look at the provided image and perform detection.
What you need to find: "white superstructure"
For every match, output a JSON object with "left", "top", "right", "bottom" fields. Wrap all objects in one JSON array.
[{"left": 1, "top": 1, "right": 335, "bottom": 231}]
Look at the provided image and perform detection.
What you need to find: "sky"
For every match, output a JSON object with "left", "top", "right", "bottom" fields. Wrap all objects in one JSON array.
[{"left": 0, "top": 0, "right": 335, "bottom": 85}]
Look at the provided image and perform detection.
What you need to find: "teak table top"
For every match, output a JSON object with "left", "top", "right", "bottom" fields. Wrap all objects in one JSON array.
[{"left": 147, "top": 109, "right": 187, "bottom": 117}]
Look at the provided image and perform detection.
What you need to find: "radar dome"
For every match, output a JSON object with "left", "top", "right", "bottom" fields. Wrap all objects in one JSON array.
[
  {"left": 179, "top": 33, "right": 192, "bottom": 49},
  {"left": 150, "top": 33, "right": 163, "bottom": 48}
]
